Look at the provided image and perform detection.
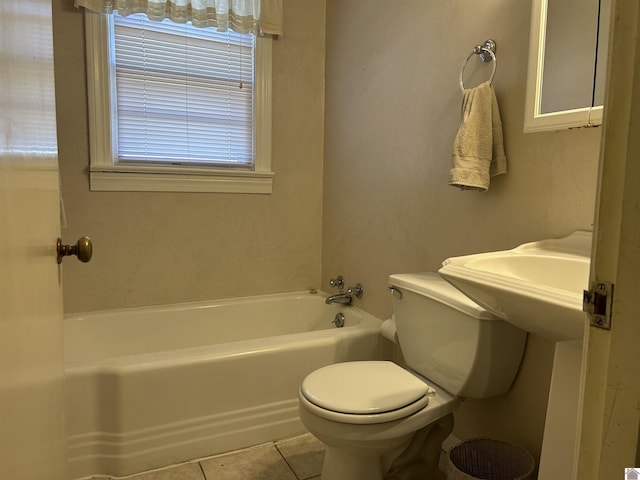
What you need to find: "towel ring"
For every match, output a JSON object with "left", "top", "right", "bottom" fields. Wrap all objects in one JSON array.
[{"left": 459, "top": 39, "right": 497, "bottom": 92}]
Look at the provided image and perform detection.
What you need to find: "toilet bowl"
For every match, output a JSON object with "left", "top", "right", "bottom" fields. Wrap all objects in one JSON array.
[
  {"left": 299, "top": 361, "right": 458, "bottom": 480},
  {"left": 298, "top": 273, "right": 527, "bottom": 480}
]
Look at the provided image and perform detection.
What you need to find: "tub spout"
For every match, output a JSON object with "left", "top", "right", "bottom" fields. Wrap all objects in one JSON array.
[
  {"left": 324, "top": 284, "right": 363, "bottom": 305},
  {"left": 325, "top": 293, "right": 353, "bottom": 305}
]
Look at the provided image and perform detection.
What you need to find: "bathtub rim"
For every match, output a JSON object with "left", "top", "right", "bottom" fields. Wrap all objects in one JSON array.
[
  {"left": 64, "top": 290, "right": 383, "bottom": 370},
  {"left": 64, "top": 289, "right": 352, "bottom": 321}
]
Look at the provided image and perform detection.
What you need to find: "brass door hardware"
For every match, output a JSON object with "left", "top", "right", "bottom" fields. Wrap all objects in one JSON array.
[{"left": 57, "top": 236, "right": 93, "bottom": 264}]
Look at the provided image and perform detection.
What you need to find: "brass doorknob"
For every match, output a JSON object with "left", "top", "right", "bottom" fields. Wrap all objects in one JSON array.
[{"left": 57, "top": 236, "right": 93, "bottom": 264}]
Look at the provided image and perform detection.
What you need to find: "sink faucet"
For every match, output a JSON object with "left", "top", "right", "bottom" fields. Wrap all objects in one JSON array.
[{"left": 325, "top": 283, "right": 363, "bottom": 305}]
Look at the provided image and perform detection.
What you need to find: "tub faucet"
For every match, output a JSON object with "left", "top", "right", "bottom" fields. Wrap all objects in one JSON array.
[
  {"left": 325, "top": 292, "right": 353, "bottom": 305},
  {"left": 325, "top": 284, "right": 363, "bottom": 305}
]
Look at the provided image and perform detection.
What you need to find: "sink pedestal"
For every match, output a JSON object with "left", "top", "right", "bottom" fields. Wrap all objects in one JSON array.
[{"left": 538, "top": 339, "right": 583, "bottom": 480}]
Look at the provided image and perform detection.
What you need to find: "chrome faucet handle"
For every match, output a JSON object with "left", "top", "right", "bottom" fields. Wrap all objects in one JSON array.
[
  {"left": 329, "top": 275, "right": 345, "bottom": 290},
  {"left": 347, "top": 283, "right": 363, "bottom": 299}
]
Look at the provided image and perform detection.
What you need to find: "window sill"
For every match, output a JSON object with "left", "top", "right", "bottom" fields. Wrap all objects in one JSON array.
[{"left": 89, "top": 165, "right": 273, "bottom": 194}]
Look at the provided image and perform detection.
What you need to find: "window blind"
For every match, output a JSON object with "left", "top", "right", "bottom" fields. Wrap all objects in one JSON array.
[{"left": 113, "top": 13, "right": 255, "bottom": 167}]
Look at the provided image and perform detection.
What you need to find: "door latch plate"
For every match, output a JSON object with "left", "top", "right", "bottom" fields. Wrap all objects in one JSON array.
[{"left": 583, "top": 281, "right": 614, "bottom": 330}]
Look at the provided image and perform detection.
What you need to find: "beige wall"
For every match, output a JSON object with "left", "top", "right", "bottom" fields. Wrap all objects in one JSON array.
[
  {"left": 322, "top": 0, "right": 601, "bottom": 462},
  {"left": 52, "top": 0, "right": 326, "bottom": 313}
]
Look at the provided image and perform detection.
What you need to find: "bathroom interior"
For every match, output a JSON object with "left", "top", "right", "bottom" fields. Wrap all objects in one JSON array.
[
  {"left": 51, "top": 0, "right": 604, "bottom": 476},
  {"left": 3, "top": 0, "right": 639, "bottom": 478}
]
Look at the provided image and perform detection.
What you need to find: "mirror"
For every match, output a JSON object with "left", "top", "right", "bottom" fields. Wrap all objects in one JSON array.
[{"left": 524, "top": 0, "right": 611, "bottom": 132}]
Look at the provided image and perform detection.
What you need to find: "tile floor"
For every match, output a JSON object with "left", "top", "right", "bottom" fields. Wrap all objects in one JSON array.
[
  {"left": 109, "top": 433, "right": 451, "bottom": 480},
  {"left": 113, "top": 434, "right": 325, "bottom": 480}
]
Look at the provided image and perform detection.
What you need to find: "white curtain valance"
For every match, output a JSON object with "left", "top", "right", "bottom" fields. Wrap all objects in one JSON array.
[{"left": 75, "top": 0, "right": 283, "bottom": 35}]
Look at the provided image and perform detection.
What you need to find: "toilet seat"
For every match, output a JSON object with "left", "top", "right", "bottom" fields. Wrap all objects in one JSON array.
[{"left": 300, "top": 361, "right": 434, "bottom": 424}]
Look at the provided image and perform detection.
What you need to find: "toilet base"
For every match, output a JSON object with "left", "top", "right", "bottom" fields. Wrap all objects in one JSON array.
[
  {"left": 385, "top": 414, "right": 453, "bottom": 480},
  {"left": 321, "top": 448, "right": 387, "bottom": 480},
  {"left": 317, "top": 414, "right": 454, "bottom": 480}
]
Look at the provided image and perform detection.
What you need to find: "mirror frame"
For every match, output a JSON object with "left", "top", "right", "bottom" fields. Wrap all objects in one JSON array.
[{"left": 524, "top": 0, "right": 603, "bottom": 133}]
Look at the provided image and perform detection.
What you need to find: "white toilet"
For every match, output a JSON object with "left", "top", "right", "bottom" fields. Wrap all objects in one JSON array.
[{"left": 298, "top": 273, "right": 527, "bottom": 480}]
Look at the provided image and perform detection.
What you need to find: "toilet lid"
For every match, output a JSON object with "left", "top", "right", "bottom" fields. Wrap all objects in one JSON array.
[{"left": 301, "top": 361, "right": 431, "bottom": 422}]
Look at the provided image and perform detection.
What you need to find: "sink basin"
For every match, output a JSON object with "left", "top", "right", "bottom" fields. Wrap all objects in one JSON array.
[{"left": 438, "top": 231, "right": 591, "bottom": 342}]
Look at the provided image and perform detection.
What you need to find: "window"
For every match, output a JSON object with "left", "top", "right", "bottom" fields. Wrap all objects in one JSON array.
[{"left": 84, "top": 11, "right": 273, "bottom": 193}]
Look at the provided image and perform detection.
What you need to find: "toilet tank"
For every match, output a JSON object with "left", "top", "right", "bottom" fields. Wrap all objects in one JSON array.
[{"left": 389, "top": 273, "right": 526, "bottom": 399}]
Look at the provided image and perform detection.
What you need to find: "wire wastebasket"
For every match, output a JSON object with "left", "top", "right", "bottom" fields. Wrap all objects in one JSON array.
[{"left": 447, "top": 438, "right": 535, "bottom": 480}]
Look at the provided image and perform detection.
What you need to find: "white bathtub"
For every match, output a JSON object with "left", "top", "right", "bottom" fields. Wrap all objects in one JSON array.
[{"left": 64, "top": 291, "right": 387, "bottom": 479}]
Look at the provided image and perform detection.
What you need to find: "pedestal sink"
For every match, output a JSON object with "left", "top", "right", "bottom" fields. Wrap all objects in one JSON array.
[
  {"left": 438, "top": 230, "right": 591, "bottom": 342},
  {"left": 439, "top": 231, "right": 592, "bottom": 480}
]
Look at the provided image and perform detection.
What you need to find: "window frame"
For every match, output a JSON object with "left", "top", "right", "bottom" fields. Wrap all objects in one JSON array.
[{"left": 84, "top": 11, "right": 273, "bottom": 194}]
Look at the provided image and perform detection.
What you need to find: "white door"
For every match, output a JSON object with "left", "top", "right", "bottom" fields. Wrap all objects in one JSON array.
[
  {"left": 0, "top": 1, "right": 68, "bottom": 479},
  {"left": 576, "top": 0, "right": 640, "bottom": 477}
]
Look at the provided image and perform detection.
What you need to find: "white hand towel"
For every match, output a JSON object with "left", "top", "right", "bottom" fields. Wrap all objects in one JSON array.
[{"left": 449, "top": 81, "right": 507, "bottom": 191}]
